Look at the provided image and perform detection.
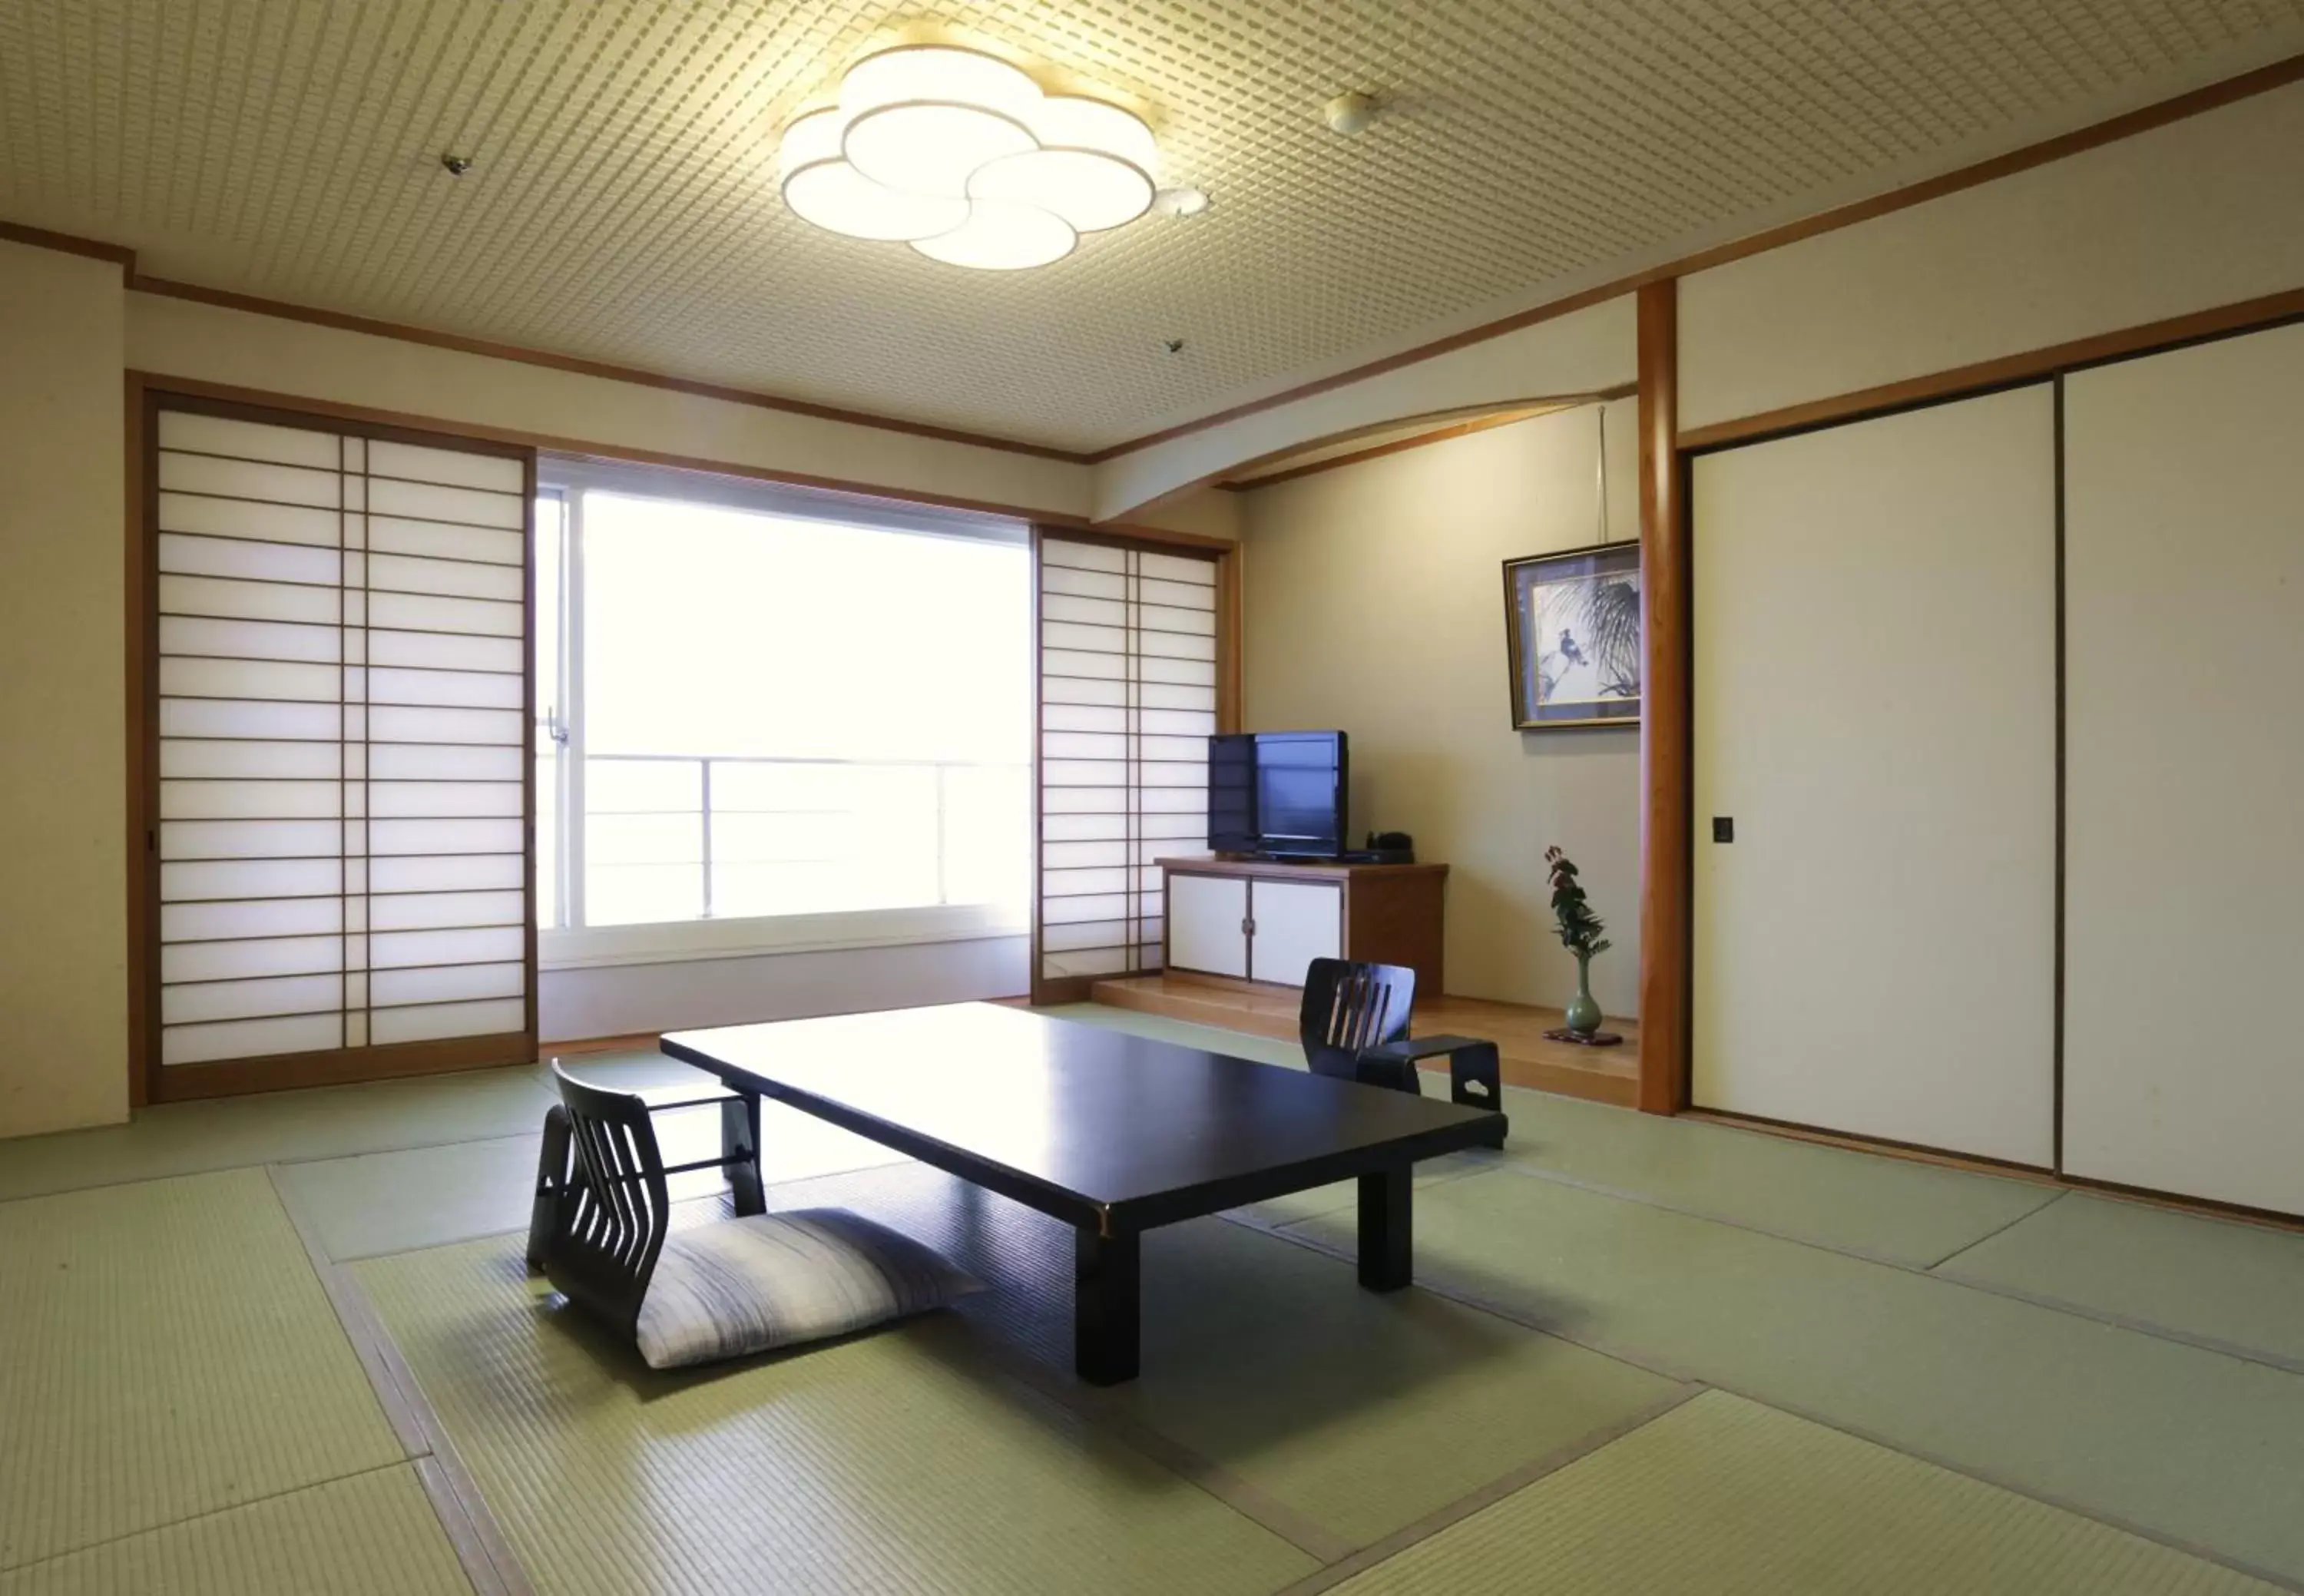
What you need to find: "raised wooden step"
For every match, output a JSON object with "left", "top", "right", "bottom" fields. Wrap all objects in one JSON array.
[{"left": 1090, "top": 973, "right": 1641, "bottom": 1108}]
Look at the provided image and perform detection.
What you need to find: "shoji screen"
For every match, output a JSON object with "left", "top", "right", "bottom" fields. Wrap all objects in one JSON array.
[
  {"left": 1034, "top": 535, "right": 1220, "bottom": 998},
  {"left": 2063, "top": 323, "right": 2304, "bottom": 1216},
  {"left": 1690, "top": 386, "right": 2057, "bottom": 1165},
  {"left": 151, "top": 397, "right": 533, "bottom": 1091}
]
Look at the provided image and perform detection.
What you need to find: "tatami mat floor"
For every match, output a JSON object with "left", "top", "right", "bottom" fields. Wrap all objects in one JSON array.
[{"left": 2, "top": 1003, "right": 2301, "bottom": 1594}]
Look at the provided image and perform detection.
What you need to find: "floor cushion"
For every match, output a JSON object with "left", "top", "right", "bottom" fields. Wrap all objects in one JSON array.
[{"left": 634, "top": 1207, "right": 981, "bottom": 1370}]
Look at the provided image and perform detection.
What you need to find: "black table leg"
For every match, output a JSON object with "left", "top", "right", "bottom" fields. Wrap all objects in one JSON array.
[
  {"left": 1359, "top": 1164, "right": 1412, "bottom": 1291},
  {"left": 1074, "top": 1225, "right": 1140, "bottom": 1385},
  {"left": 720, "top": 1092, "right": 765, "bottom": 1217}
]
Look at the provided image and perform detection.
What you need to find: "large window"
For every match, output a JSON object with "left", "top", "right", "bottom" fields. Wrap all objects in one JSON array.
[{"left": 535, "top": 461, "right": 1031, "bottom": 964}]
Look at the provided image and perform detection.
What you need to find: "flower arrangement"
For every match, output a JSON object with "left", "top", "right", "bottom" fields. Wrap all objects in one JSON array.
[
  {"left": 1545, "top": 845, "right": 1610, "bottom": 1036},
  {"left": 1545, "top": 846, "right": 1610, "bottom": 961}
]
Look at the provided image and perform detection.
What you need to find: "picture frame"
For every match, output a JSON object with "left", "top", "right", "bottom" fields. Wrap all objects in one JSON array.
[{"left": 1502, "top": 541, "right": 1641, "bottom": 730}]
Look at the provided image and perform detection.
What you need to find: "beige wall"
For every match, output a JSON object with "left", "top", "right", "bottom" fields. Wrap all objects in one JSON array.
[
  {"left": 1126, "top": 486, "right": 1243, "bottom": 544},
  {"left": 1096, "top": 295, "right": 1637, "bottom": 521},
  {"left": 126, "top": 292, "right": 1096, "bottom": 520},
  {"left": 1680, "top": 79, "right": 2304, "bottom": 432},
  {"left": 1241, "top": 399, "right": 1642, "bottom": 1017},
  {"left": 0, "top": 241, "right": 128, "bottom": 1136}
]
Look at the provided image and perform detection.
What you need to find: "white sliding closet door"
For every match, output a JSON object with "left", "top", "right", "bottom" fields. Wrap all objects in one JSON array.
[
  {"left": 153, "top": 402, "right": 533, "bottom": 1084},
  {"left": 1034, "top": 535, "right": 1219, "bottom": 995},
  {"left": 2063, "top": 323, "right": 2304, "bottom": 1214},
  {"left": 1690, "top": 386, "right": 2057, "bottom": 1164}
]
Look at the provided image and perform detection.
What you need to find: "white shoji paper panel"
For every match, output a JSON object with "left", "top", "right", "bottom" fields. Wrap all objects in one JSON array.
[
  {"left": 156, "top": 407, "right": 530, "bottom": 1070},
  {"left": 1037, "top": 537, "right": 1217, "bottom": 983}
]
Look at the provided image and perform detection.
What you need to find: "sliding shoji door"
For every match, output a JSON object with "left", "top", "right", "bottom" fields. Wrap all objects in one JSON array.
[
  {"left": 147, "top": 395, "right": 535, "bottom": 1096},
  {"left": 1033, "top": 535, "right": 1223, "bottom": 1002},
  {"left": 2062, "top": 322, "right": 2304, "bottom": 1215},
  {"left": 1690, "top": 386, "right": 2057, "bottom": 1165}
]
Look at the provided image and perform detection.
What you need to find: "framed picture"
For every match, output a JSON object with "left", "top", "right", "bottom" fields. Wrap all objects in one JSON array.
[{"left": 1503, "top": 541, "right": 1641, "bottom": 730}]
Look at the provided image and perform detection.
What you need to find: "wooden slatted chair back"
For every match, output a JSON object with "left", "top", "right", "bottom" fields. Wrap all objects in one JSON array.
[
  {"left": 1299, "top": 958, "right": 1417, "bottom": 1081},
  {"left": 543, "top": 1063, "right": 674, "bottom": 1341}
]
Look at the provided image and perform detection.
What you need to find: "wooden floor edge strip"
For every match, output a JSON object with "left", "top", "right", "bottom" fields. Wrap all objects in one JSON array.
[
  {"left": 1220, "top": 1209, "right": 2304, "bottom": 1594},
  {"left": 1269, "top": 1386, "right": 1709, "bottom": 1596},
  {"left": 265, "top": 1164, "right": 536, "bottom": 1596},
  {"left": 336, "top": 1268, "right": 538, "bottom": 1596}
]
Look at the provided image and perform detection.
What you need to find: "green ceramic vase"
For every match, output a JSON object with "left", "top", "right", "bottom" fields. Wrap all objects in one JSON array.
[{"left": 1564, "top": 950, "right": 1603, "bottom": 1037}]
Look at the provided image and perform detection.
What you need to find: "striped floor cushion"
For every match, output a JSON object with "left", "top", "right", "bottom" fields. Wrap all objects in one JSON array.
[{"left": 635, "top": 1208, "right": 982, "bottom": 1370}]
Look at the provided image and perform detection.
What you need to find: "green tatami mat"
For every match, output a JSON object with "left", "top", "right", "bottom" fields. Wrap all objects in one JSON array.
[
  {"left": 0, "top": 1066, "right": 553, "bottom": 1203},
  {"left": 1492, "top": 1091, "right": 2061, "bottom": 1269},
  {"left": 1935, "top": 1192, "right": 2304, "bottom": 1369},
  {"left": 1050, "top": 1003, "right": 2061, "bottom": 1269},
  {"left": 1038, "top": 1002, "right": 1306, "bottom": 1069},
  {"left": 0, "top": 1466, "right": 468, "bottom": 1596},
  {"left": 276, "top": 1133, "right": 548, "bottom": 1263},
  {"left": 0, "top": 1169, "right": 405, "bottom": 1570},
  {"left": 356, "top": 1235, "right": 1316, "bottom": 1596},
  {"left": 660, "top": 1160, "right": 1682, "bottom": 1550},
  {"left": 1279, "top": 1169, "right": 2304, "bottom": 1584},
  {"left": 279, "top": 1092, "right": 905, "bottom": 1263},
  {"left": 1326, "top": 1391, "right": 2279, "bottom": 1596}
]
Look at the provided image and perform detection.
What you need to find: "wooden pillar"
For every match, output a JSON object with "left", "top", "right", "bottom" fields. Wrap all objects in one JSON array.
[{"left": 1636, "top": 280, "right": 1690, "bottom": 1115}]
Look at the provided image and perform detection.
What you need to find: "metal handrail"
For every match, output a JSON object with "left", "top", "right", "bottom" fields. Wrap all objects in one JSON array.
[{"left": 577, "top": 752, "right": 1027, "bottom": 916}]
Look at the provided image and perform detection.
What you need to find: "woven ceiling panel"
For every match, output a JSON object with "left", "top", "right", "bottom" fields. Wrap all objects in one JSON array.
[{"left": 2, "top": 0, "right": 2297, "bottom": 449}]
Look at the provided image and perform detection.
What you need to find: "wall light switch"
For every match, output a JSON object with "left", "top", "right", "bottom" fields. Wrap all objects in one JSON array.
[{"left": 1712, "top": 816, "right": 1734, "bottom": 843}]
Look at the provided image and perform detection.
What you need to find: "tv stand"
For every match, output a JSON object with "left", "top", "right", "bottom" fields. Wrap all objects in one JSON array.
[{"left": 1158, "top": 857, "right": 1447, "bottom": 995}]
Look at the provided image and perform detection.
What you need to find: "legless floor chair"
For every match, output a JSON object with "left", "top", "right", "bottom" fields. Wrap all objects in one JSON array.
[
  {"left": 528, "top": 1064, "right": 977, "bottom": 1369},
  {"left": 1299, "top": 958, "right": 1506, "bottom": 1144}
]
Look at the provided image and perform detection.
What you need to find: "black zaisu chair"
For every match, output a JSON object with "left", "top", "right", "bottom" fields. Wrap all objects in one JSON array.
[{"left": 1297, "top": 958, "right": 1506, "bottom": 1145}]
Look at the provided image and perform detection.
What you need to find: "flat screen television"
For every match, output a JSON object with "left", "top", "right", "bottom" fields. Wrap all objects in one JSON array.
[{"left": 1206, "top": 730, "right": 1349, "bottom": 859}]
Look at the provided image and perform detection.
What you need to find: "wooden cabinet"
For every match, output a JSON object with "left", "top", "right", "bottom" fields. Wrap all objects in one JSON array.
[{"left": 1158, "top": 859, "right": 1448, "bottom": 995}]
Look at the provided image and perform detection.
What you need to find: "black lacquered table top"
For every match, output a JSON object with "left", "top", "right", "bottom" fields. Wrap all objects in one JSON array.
[{"left": 661, "top": 1002, "right": 1502, "bottom": 1228}]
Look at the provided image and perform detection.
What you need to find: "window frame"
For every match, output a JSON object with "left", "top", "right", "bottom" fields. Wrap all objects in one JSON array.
[{"left": 533, "top": 456, "right": 1034, "bottom": 972}]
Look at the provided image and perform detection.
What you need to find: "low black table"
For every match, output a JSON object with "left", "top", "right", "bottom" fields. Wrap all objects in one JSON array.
[{"left": 661, "top": 1002, "right": 1508, "bottom": 1384}]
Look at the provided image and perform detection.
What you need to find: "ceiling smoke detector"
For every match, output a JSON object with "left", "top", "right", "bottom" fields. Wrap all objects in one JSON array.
[
  {"left": 1322, "top": 92, "right": 1379, "bottom": 135},
  {"left": 1152, "top": 186, "right": 1210, "bottom": 217}
]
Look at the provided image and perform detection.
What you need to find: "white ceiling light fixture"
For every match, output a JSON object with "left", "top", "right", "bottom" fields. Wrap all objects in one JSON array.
[{"left": 777, "top": 43, "right": 1162, "bottom": 270}]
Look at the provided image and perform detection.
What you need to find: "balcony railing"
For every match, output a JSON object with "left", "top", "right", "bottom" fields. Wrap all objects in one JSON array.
[{"left": 562, "top": 752, "right": 1029, "bottom": 928}]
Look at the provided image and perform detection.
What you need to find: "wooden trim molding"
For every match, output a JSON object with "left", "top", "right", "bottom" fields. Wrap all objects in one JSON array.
[
  {"left": 123, "top": 376, "right": 153, "bottom": 1109},
  {"left": 1086, "top": 51, "right": 2304, "bottom": 464},
  {"left": 1677, "top": 284, "right": 2304, "bottom": 452},
  {"left": 153, "top": 1033, "right": 540, "bottom": 1101},
  {"left": 1634, "top": 281, "right": 1690, "bottom": 1117},
  {"left": 0, "top": 217, "right": 137, "bottom": 267}
]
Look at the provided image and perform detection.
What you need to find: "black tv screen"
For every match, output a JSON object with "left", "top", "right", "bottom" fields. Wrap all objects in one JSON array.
[
  {"left": 1207, "top": 733, "right": 1259, "bottom": 853},
  {"left": 1253, "top": 731, "right": 1347, "bottom": 856}
]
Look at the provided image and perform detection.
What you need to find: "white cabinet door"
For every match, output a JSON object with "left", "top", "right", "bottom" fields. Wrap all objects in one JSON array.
[
  {"left": 1167, "top": 874, "right": 1248, "bottom": 978},
  {"left": 1248, "top": 880, "right": 1342, "bottom": 986}
]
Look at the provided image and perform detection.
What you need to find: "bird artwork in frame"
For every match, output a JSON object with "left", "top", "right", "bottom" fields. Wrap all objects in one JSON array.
[{"left": 1502, "top": 542, "right": 1641, "bottom": 730}]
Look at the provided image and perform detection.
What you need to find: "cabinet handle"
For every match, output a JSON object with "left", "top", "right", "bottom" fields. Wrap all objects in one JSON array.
[{"left": 1242, "top": 918, "right": 1255, "bottom": 936}]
